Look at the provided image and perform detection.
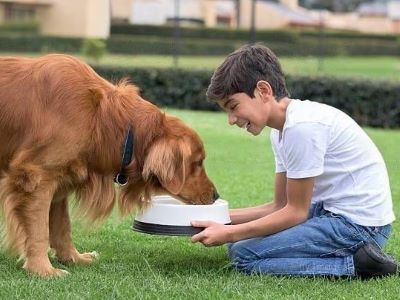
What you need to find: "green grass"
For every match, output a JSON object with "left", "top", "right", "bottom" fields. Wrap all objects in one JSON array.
[
  {"left": 0, "top": 109, "right": 399, "bottom": 299},
  {"left": 1, "top": 52, "right": 399, "bottom": 80}
]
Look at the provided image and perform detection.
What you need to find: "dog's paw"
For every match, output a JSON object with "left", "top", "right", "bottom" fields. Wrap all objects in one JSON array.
[
  {"left": 77, "top": 251, "right": 99, "bottom": 264},
  {"left": 23, "top": 263, "right": 70, "bottom": 278},
  {"left": 58, "top": 250, "right": 99, "bottom": 265}
]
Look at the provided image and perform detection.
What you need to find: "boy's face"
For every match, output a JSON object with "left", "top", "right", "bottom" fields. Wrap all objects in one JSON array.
[{"left": 217, "top": 91, "right": 271, "bottom": 136}]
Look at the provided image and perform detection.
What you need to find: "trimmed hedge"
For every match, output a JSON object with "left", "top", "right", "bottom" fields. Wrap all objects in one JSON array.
[
  {"left": 111, "top": 24, "right": 300, "bottom": 43},
  {"left": 0, "top": 34, "right": 238, "bottom": 56},
  {"left": 1, "top": 31, "right": 399, "bottom": 56},
  {"left": 107, "top": 35, "right": 400, "bottom": 57},
  {"left": 111, "top": 24, "right": 399, "bottom": 42},
  {"left": 109, "top": 24, "right": 400, "bottom": 56},
  {"left": 0, "top": 34, "right": 82, "bottom": 53},
  {"left": 0, "top": 21, "right": 39, "bottom": 34},
  {"left": 94, "top": 66, "right": 217, "bottom": 111},
  {"left": 107, "top": 35, "right": 400, "bottom": 56},
  {"left": 93, "top": 65, "right": 400, "bottom": 128},
  {"left": 107, "top": 35, "right": 238, "bottom": 56}
]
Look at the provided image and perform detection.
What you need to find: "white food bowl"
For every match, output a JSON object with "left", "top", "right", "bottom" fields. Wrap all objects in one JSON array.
[{"left": 132, "top": 195, "right": 231, "bottom": 236}]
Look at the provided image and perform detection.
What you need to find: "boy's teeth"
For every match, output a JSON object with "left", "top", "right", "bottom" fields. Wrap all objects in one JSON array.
[{"left": 239, "top": 122, "right": 250, "bottom": 129}]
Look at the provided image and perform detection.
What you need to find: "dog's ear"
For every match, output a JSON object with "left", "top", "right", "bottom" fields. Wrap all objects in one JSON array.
[{"left": 142, "top": 138, "right": 190, "bottom": 195}]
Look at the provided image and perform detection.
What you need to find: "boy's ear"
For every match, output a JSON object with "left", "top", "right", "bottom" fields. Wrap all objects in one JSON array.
[
  {"left": 256, "top": 80, "right": 273, "bottom": 97},
  {"left": 256, "top": 80, "right": 272, "bottom": 94}
]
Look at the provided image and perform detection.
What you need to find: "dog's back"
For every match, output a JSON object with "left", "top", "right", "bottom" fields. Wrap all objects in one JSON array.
[
  {"left": 0, "top": 57, "right": 36, "bottom": 165},
  {"left": 0, "top": 54, "right": 112, "bottom": 169}
]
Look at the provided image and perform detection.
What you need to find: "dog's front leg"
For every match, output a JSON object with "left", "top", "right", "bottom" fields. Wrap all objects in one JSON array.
[
  {"left": 49, "top": 197, "right": 98, "bottom": 265},
  {"left": 15, "top": 177, "right": 69, "bottom": 277}
]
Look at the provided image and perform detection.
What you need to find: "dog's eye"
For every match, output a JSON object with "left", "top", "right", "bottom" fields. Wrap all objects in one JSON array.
[{"left": 197, "top": 160, "right": 203, "bottom": 167}]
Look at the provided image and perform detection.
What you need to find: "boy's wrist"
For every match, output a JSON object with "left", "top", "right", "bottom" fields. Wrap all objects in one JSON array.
[{"left": 227, "top": 224, "right": 246, "bottom": 243}]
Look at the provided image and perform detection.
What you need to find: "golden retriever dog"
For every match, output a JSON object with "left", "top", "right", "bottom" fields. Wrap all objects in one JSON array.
[{"left": 0, "top": 54, "right": 218, "bottom": 277}]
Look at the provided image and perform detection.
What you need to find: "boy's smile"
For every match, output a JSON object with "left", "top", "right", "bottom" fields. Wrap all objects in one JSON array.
[
  {"left": 217, "top": 91, "right": 269, "bottom": 136},
  {"left": 217, "top": 81, "right": 291, "bottom": 134},
  {"left": 217, "top": 88, "right": 291, "bottom": 135}
]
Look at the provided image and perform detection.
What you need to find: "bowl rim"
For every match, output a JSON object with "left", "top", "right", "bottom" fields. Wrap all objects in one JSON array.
[{"left": 150, "top": 195, "right": 227, "bottom": 208}]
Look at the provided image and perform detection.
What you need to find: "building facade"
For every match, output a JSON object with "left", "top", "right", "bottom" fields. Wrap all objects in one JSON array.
[
  {"left": 0, "top": 0, "right": 399, "bottom": 36},
  {"left": 0, "top": 0, "right": 110, "bottom": 38}
]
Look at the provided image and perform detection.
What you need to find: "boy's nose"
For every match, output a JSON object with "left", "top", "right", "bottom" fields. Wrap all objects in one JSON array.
[{"left": 228, "top": 113, "right": 236, "bottom": 125}]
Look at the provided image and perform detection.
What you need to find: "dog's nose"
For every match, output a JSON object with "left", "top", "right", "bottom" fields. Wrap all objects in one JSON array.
[{"left": 213, "top": 191, "right": 220, "bottom": 201}]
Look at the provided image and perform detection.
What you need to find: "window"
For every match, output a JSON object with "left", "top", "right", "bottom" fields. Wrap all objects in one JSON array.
[{"left": 4, "top": 3, "right": 36, "bottom": 22}]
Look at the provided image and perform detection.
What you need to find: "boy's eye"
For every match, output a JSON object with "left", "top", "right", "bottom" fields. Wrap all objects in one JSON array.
[{"left": 230, "top": 104, "right": 238, "bottom": 110}]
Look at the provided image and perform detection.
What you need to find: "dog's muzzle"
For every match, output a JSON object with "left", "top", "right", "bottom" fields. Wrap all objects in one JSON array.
[{"left": 213, "top": 191, "right": 220, "bottom": 202}]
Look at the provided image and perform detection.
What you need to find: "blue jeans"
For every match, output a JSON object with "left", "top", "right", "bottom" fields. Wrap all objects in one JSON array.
[{"left": 228, "top": 202, "right": 392, "bottom": 277}]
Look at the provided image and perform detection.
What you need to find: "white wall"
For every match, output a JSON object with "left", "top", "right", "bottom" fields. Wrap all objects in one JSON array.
[
  {"left": 86, "top": 0, "right": 110, "bottom": 38},
  {"left": 40, "top": 0, "right": 110, "bottom": 38},
  {"left": 131, "top": 0, "right": 205, "bottom": 25},
  {"left": 111, "top": 0, "right": 133, "bottom": 21},
  {"left": 388, "top": 1, "right": 400, "bottom": 20}
]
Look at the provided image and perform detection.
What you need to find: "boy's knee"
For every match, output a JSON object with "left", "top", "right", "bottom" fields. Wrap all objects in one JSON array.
[{"left": 227, "top": 241, "right": 258, "bottom": 273}]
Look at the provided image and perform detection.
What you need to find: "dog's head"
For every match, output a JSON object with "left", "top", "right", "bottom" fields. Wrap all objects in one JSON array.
[
  {"left": 142, "top": 115, "right": 218, "bottom": 205},
  {"left": 119, "top": 112, "right": 218, "bottom": 213}
]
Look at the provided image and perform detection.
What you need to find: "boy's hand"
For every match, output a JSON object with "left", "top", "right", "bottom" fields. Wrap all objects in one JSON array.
[{"left": 191, "top": 221, "right": 232, "bottom": 247}]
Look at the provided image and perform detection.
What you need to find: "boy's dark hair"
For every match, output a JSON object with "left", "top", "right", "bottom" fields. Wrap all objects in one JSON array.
[{"left": 206, "top": 44, "right": 289, "bottom": 102}]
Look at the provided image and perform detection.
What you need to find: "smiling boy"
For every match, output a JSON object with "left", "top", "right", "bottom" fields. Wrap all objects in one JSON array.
[{"left": 191, "top": 44, "right": 399, "bottom": 278}]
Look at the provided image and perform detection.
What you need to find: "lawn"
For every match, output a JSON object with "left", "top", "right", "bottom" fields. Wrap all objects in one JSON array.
[
  {"left": 1, "top": 52, "right": 399, "bottom": 81},
  {"left": 0, "top": 109, "right": 399, "bottom": 299}
]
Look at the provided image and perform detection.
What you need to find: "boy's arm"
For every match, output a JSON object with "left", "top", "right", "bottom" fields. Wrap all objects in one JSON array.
[
  {"left": 191, "top": 176, "right": 314, "bottom": 246},
  {"left": 229, "top": 172, "right": 287, "bottom": 224},
  {"left": 228, "top": 177, "right": 314, "bottom": 241}
]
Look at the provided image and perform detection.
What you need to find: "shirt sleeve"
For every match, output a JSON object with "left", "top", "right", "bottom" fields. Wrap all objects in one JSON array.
[
  {"left": 282, "top": 123, "right": 330, "bottom": 179},
  {"left": 270, "top": 130, "right": 286, "bottom": 173}
]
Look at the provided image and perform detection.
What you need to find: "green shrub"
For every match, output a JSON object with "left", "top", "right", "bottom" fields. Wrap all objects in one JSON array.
[
  {"left": 93, "top": 65, "right": 400, "bottom": 128},
  {"left": 109, "top": 24, "right": 400, "bottom": 56},
  {"left": 0, "top": 34, "right": 82, "bottom": 53},
  {"left": 107, "top": 35, "right": 237, "bottom": 56},
  {"left": 82, "top": 39, "right": 107, "bottom": 63},
  {"left": 111, "top": 24, "right": 399, "bottom": 43},
  {"left": 107, "top": 34, "right": 399, "bottom": 56},
  {"left": 110, "top": 24, "right": 300, "bottom": 43},
  {"left": 0, "top": 21, "right": 39, "bottom": 34},
  {"left": 1, "top": 31, "right": 399, "bottom": 56}
]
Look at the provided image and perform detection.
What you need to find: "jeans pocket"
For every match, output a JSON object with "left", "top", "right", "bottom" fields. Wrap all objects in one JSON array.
[{"left": 325, "top": 212, "right": 360, "bottom": 238}]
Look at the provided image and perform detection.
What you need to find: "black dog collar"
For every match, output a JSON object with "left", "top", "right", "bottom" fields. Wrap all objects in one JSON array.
[{"left": 114, "top": 126, "right": 134, "bottom": 186}]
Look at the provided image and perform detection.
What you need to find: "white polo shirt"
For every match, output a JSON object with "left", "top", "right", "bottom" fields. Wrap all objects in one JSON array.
[{"left": 270, "top": 99, "right": 395, "bottom": 227}]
